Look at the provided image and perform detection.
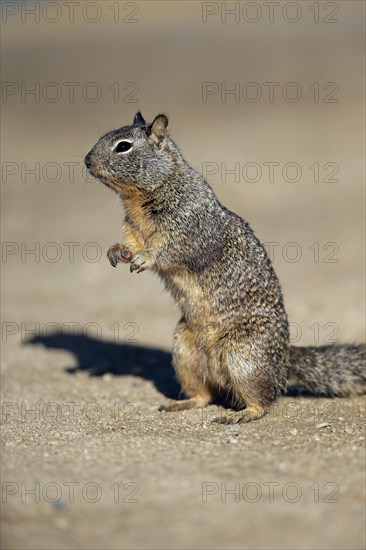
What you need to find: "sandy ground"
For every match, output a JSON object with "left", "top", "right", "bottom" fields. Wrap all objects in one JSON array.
[{"left": 1, "top": 2, "right": 365, "bottom": 549}]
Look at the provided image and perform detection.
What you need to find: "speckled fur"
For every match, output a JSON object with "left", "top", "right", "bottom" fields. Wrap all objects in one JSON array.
[{"left": 85, "top": 113, "right": 366, "bottom": 423}]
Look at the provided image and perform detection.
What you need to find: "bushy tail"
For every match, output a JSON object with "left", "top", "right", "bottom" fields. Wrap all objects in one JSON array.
[{"left": 288, "top": 344, "right": 366, "bottom": 397}]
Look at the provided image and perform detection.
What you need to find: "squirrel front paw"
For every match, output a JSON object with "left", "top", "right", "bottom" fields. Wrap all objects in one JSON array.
[
  {"left": 107, "top": 243, "right": 133, "bottom": 268},
  {"left": 129, "top": 251, "right": 154, "bottom": 274}
]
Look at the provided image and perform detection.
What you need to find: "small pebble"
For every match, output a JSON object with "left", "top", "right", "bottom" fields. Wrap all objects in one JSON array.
[
  {"left": 289, "top": 428, "right": 298, "bottom": 436},
  {"left": 224, "top": 428, "right": 239, "bottom": 436},
  {"left": 53, "top": 500, "right": 69, "bottom": 511}
]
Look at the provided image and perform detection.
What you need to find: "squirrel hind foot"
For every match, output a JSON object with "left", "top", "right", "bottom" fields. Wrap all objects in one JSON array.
[
  {"left": 159, "top": 394, "right": 211, "bottom": 412},
  {"left": 159, "top": 401, "right": 195, "bottom": 412},
  {"left": 212, "top": 404, "right": 267, "bottom": 424}
]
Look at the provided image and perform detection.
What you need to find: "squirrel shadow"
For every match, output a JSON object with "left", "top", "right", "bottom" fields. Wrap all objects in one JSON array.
[
  {"left": 26, "top": 332, "right": 180, "bottom": 400},
  {"left": 25, "top": 332, "right": 313, "bottom": 406}
]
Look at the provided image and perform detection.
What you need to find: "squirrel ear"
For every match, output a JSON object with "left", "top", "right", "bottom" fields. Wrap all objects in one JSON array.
[
  {"left": 150, "top": 114, "right": 168, "bottom": 139},
  {"left": 133, "top": 112, "right": 146, "bottom": 126}
]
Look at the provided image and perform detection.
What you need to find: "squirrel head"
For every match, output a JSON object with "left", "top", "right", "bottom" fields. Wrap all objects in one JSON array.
[{"left": 85, "top": 112, "right": 175, "bottom": 194}]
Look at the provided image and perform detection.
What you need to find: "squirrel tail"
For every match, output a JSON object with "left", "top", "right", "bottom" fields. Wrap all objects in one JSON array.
[{"left": 287, "top": 344, "right": 366, "bottom": 397}]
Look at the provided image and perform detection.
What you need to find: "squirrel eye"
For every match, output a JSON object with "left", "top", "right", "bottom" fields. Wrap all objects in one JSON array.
[{"left": 114, "top": 140, "right": 132, "bottom": 153}]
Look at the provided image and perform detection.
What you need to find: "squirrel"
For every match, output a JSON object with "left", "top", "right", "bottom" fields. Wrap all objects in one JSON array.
[{"left": 84, "top": 112, "right": 365, "bottom": 423}]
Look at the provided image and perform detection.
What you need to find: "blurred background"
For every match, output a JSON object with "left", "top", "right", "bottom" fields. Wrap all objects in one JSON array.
[{"left": 1, "top": 1, "right": 365, "bottom": 549}]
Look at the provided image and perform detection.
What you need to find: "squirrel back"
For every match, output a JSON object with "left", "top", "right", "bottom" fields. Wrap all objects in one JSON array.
[{"left": 85, "top": 112, "right": 365, "bottom": 422}]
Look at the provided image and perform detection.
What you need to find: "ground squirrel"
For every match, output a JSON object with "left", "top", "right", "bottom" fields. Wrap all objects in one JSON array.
[{"left": 85, "top": 112, "right": 365, "bottom": 423}]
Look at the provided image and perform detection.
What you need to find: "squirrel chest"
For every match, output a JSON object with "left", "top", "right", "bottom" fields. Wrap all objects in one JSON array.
[{"left": 122, "top": 189, "right": 162, "bottom": 249}]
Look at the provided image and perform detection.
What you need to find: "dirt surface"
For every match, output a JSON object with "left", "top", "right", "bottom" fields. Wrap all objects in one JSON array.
[{"left": 1, "top": 2, "right": 365, "bottom": 549}]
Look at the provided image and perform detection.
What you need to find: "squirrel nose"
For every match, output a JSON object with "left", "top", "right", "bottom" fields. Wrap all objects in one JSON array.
[{"left": 84, "top": 153, "right": 92, "bottom": 168}]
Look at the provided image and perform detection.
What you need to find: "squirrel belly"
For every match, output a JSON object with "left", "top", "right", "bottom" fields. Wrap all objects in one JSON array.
[{"left": 85, "top": 112, "right": 366, "bottom": 423}]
